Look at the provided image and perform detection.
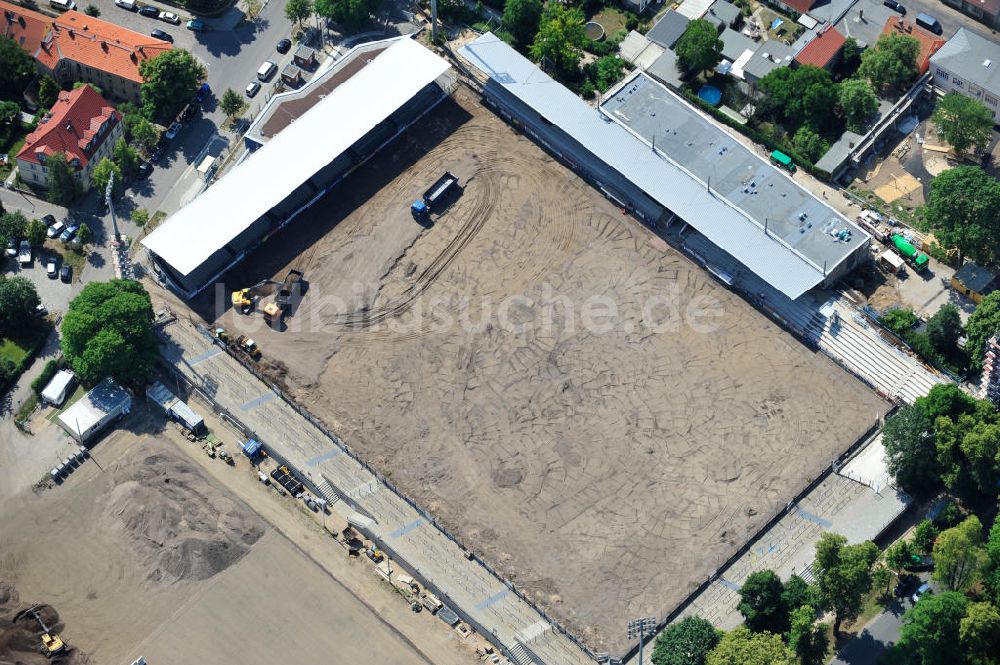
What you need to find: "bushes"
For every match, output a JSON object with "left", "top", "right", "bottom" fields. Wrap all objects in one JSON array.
[{"left": 31, "top": 359, "right": 59, "bottom": 396}]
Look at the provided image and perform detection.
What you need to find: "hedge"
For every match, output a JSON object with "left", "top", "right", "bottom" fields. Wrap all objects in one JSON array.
[{"left": 31, "top": 359, "right": 60, "bottom": 396}]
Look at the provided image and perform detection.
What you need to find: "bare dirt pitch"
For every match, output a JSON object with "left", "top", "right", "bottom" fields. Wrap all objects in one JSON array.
[{"left": 206, "top": 90, "right": 888, "bottom": 654}]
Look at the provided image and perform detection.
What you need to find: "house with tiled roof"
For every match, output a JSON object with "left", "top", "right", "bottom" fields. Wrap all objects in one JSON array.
[
  {"left": 17, "top": 85, "right": 123, "bottom": 191},
  {"left": 880, "top": 17, "right": 945, "bottom": 75},
  {"left": 0, "top": 0, "right": 171, "bottom": 103},
  {"left": 793, "top": 24, "right": 845, "bottom": 70}
]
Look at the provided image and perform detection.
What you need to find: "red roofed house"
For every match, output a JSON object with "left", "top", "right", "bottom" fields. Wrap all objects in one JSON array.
[
  {"left": 0, "top": 0, "right": 171, "bottom": 103},
  {"left": 794, "top": 24, "right": 846, "bottom": 70},
  {"left": 17, "top": 85, "right": 123, "bottom": 191},
  {"left": 880, "top": 17, "right": 946, "bottom": 75}
]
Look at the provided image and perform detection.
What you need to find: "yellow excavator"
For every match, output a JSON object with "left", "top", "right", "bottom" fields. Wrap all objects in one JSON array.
[
  {"left": 23, "top": 606, "right": 66, "bottom": 658},
  {"left": 231, "top": 278, "right": 280, "bottom": 315}
]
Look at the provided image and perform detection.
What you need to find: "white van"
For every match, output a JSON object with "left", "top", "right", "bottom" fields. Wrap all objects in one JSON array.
[
  {"left": 50, "top": 0, "right": 77, "bottom": 10},
  {"left": 257, "top": 61, "right": 277, "bottom": 82},
  {"left": 41, "top": 369, "right": 76, "bottom": 407}
]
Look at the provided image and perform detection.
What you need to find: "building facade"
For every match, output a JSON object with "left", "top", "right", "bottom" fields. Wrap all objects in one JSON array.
[{"left": 930, "top": 28, "right": 1000, "bottom": 118}]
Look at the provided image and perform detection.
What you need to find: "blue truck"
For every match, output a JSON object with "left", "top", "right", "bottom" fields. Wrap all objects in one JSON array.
[{"left": 411, "top": 172, "right": 459, "bottom": 219}]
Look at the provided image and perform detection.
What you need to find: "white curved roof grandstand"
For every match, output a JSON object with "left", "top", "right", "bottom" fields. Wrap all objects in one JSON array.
[{"left": 142, "top": 37, "right": 450, "bottom": 283}]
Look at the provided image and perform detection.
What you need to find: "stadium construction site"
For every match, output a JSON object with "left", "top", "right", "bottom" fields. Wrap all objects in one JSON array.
[{"left": 142, "top": 34, "right": 889, "bottom": 660}]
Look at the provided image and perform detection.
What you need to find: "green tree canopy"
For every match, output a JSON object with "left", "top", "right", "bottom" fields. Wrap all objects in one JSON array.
[
  {"left": 502, "top": 0, "right": 543, "bottom": 48},
  {"left": 960, "top": 602, "right": 1000, "bottom": 665},
  {"left": 0, "top": 101, "right": 20, "bottom": 149},
  {"left": 0, "top": 276, "right": 41, "bottom": 337},
  {"left": 90, "top": 157, "right": 121, "bottom": 198},
  {"left": 0, "top": 35, "right": 36, "bottom": 101},
  {"left": 587, "top": 55, "right": 627, "bottom": 93},
  {"left": 529, "top": 4, "right": 586, "bottom": 79},
  {"left": 838, "top": 78, "right": 879, "bottom": 132},
  {"left": 285, "top": 0, "right": 313, "bottom": 27},
  {"left": 675, "top": 19, "right": 722, "bottom": 74},
  {"left": 131, "top": 207, "right": 150, "bottom": 227},
  {"left": 914, "top": 519, "right": 940, "bottom": 554},
  {"left": 882, "top": 307, "right": 918, "bottom": 336},
  {"left": 26, "top": 218, "right": 47, "bottom": 248},
  {"left": 651, "top": 616, "right": 720, "bottom": 665},
  {"left": 966, "top": 291, "right": 1000, "bottom": 369},
  {"left": 986, "top": 515, "right": 1000, "bottom": 607},
  {"left": 738, "top": 570, "right": 790, "bottom": 634},
  {"left": 37, "top": 74, "right": 61, "bottom": 109},
  {"left": 917, "top": 383, "right": 977, "bottom": 421},
  {"left": 883, "top": 404, "right": 937, "bottom": 494},
  {"left": 759, "top": 65, "right": 837, "bottom": 130},
  {"left": 781, "top": 575, "right": 811, "bottom": 613},
  {"left": 926, "top": 304, "right": 963, "bottom": 355},
  {"left": 60, "top": 280, "right": 158, "bottom": 387},
  {"left": 113, "top": 137, "right": 139, "bottom": 181},
  {"left": 787, "top": 605, "right": 827, "bottom": 665},
  {"left": 899, "top": 591, "right": 969, "bottom": 665},
  {"left": 933, "top": 515, "right": 987, "bottom": 591},
  {"left": 925, "top": 166, "right": 1000, "bottom": 266},
  {"left": 220, "top": 88, "right": 248, "bottom": 119},
  {"left": 0, "top": 211, "right": 29, "bottom": 248},
  {"left": 791, "top": 126, "right": 829, "bottom": 163},
  {"left": 858, "top": 33, "right": 920, "bottom": 90},
  {"left": 885, "top": 539, "right": 914, "bottom": 575},
  {"left": 705, "top": 627, "right": 796, "bottom": 665},
  {"left": 45, "top": 152, "right": 82, "bottom": 206},
  {"left": 139, "top": 49, "right": 206, "bottom": 123},
  {"left": 933, "top": 92, "right": 994, "bottom": 155},
  {"left": 125, "top": 113, "right": 159, "bottom": 155},
  {"left": 314, "top": 0, "right": 380, "bottom": 30},
  {"left": 813, "top": 533, "right": 879, "bottom": 634}
]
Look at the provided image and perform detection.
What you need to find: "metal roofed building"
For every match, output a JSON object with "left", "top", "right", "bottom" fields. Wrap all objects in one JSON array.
[
  {"left": 742, "top": 40, "right": 796, "bottom": 84},
  {"left": 142, "top": 37, "right": 453, "bottom": 298},
  {"left": 646, "top": 9, "right": 690, "bottom": 48},
  {"left": 930, "top": 28, "right": 1000, "bottom": 118},
  {"left": 57, "top": 378, "right": 132, "bottom": 444},
  {"left": 459, "top": 33, "right": 870, "bottom": 300}
]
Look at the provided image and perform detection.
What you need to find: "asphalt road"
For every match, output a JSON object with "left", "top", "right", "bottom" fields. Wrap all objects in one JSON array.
[
  {"left": 898, "top": 0, "right": 997, "bottom": 40},
  {"left": 832, "top": 598, "right": 909, "bottom": 665}
]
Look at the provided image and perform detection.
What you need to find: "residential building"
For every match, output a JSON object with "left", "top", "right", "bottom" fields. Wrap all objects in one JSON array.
[
  {"left": 879, "top": 17, "right": 945, "bottom": 74},
  {"left": 793, "top": 24, "right": 845, "bottom": 69},
  {"left": 16, "top": 85, "right": 123, "bottom": 191},
  {"left": 0, "top": 0, "right": 171, "bottom": 102},
  {"left": 646, "top": 9, "right": 689, "bottom": 49},
  {"left": 952, "top": 261, "right": 997, "bottom": 303},
  {"left": 704, "top": 0, "right": 741, "bottom": 30},
  {"left": 942, "top": 0, "right": 1000, "bottom": 30},
  {"left": 930, "top": 28, "right": 1000, "bottom": 117},
  {"left": 742, "top": 40, "right": 796, "bottom": 84},
  {"left": 768, "top": 0, "right": 820, "bottom": 17}
]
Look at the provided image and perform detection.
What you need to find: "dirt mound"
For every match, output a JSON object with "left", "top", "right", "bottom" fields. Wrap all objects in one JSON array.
[
  {"left": 102, "top": 453, "right": 264, "bottom": 584},
  {"left": 0, "top": 583, "right": 87, "bottom": 665}
]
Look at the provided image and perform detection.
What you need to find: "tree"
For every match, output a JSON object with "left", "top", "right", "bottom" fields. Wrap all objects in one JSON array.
[
  {"left": 0, "top": 35, "right": 36, "bottom": 101},
  {"left": 90, "top": 157, "right": 121, "bottom": 199},
  {"left": 530, "top": 5, "right": 586, "bottom": 79},
  {"left": 759, "top": 66, "right": 837, "bottom": 130},
  {"left": 986, "top": 516, "right": 1000, "bottom": 607},
  {"left": 651, "top": 616, "right": 720, "bottom": 665},
  {"left": 76, "top": 222, "right": 91, "bottom": 246},
  {"left": 914, "top": 519, "right": 940, "bottom": 554},
  {"left": 38, "top": 75, "right": 60, "bottom": 109},
  {"left": 872, "top": 564, "right": 893, "bottom": 597},
  {"left": 960, "top": 602, "right": 1000, "bottom": 665},
  {"left": 129, "top": 116, "right": 159, "bottom": 155},
  {"left": 113, "top": 137, "right": 139, "bottom": 181},
  {"left": 738, "top": 570, "right": 789, "bottom": 634},
  {"left": 285, "top": 0, "right": 313, "bottom": 27},
  {"left": 0, "top": 211, "right": 29, "bottom": 248},
  {"left": 60, "top": 280, "right": 158, "bottom": 387},
  {"left": 675, "top": 19, "right": 722, "bottom": 75},
  {"left": 0, "top": 101, "right": 19, "bottom": 149},
  {"left": 838, "top": 78, "right": 879, "bottom": 132},
  {"left": 131, "top": 207, "right": 150, "bottom": 227},
  {"left": 812, "top": 533, "right": 879, "bottom": 634},
  {"left": 705, "top": 627, "right": 796, "bottom": 665},
  {"left": 139, "top": 49, "right": 206, "bottom": 123},
  {"left": 26, "top": 218, "right": 47, "bottom": 248},
  {"left": 587, "top": 55, "right": 627, "bottom": 93},
  {"left": 314, "top": 0, "right": 379, "bottom": 30},
  {"left": 841, "top": 37, "right": 862, "bottom": 72},
  {"left": 933, "top": 515, "right": 987, "bottom": 591},
  {"left": 858, "top": 33, "right": 920, "bottom": 90},
  {"left": 933, "top": 92, "right": 994, "bottom": 155},
  {"left": 881, "top": 307, "right": 918, "bottom": 336},
  {"left": 220, "top": 88, "right": 248, "bottom": 119},
  {"left": 84, "top": 3, "right": 100, "bottom": 15},
  {"left": 780, "top": 575, "right": 811, "bottom": 613},
  {"left": 899, "top": 591, "right": 969, "bottom": 665},
  {"left": 787, "top": 605, "right": 827, "bottom": 665},
  {"left": 966, "top": 292, "right": 1000, "bottom": 369},
  {"left": 925, "top": 166, "right": 1000, "bottom": 266},
  {"left": 925, "top": 304, "right": 963, "bottom": 355},
  {"left": 883, "top": 404, "right": 937, "bottom": 494},
  {"left": 45, "top": 152, "right": 82, "bottom": 206},
  {"left": 503, "top": 0, "right": 543, "bottom": 48},
  {"left": 791, "top": 126, "right": 829, "bottom": 163},
  {"left": 917, "top": 383, "right": 977, "bottom": 421},
  {"left": 0, "top": 276, "right": 41, "bottom": 337},
  {"left": 885, "top": 539, "right": 914, "bottom": 578}
]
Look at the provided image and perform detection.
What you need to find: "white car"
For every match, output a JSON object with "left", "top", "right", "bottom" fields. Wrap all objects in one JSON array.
[
  {"left": 115, "top": 0, "right": 137, "bottom": 8},
  {"left": 46, "top": 221, "right": 65, "bottom": 239},
  {"left": 158, "top": 10, "right": 180, "bottom": 24},
  {"left": 46, "top": 258, "right": 58, "bottom": 278},
  {"left": 164, "top": 122, "right": 182, "bottom": 140}
]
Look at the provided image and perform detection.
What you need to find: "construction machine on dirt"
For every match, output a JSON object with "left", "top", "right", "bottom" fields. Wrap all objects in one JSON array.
[
  {"left": 231, "top": 278, "right": 280, "bottom": 315},
  {"left": 261, "top": 269, "right": 304, "bottom": 328}
]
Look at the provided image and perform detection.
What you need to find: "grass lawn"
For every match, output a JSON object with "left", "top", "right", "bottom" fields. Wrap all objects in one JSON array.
[
  {"left": 591, "top": 7, "right": 627, "bottom": 34},
  {"left": 0, "top": 337, "right": 31, "bottom": 366},
  {"left": 0, "top": 125, "right": 32, "bottom": 181},
  {"left": 758, "top": 6, "right": 804, "bottom": 44},
  {"left": 46, "top": 241, "right": 88, "bottom": 279}
]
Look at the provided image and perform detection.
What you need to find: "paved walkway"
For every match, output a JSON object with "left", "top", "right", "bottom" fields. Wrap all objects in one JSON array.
[{"left": 158, "top": 318, "right": 592, "bottom": 665}]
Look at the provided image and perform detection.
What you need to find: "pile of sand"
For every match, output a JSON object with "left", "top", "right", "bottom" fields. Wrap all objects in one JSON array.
[
  {"left": 0, "top": 583, "right": 86, "bottom": 665},
  {"left": 102, "top": 453, "right": 264, "bottom": 584}
]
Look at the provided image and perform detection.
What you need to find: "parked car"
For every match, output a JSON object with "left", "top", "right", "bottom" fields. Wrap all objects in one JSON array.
[
  {"left": 164, "top": 122, "right": 182, "bottom": 140},
  {"left": 195, "top": 82, "right": 210, "bottom": 103},
  {"left": 883, "top": 0, "right": 906, "bottom": 13},
  {"left": 894, "top": 573, "right": 919, "bottom": 597},
  {"left": 41, "top": 214, "right": 57, "bottom": 227},
  {"left": 904, "top": 554, "right": 934, "bottom": 572},
  {"left": 158, "top": 10, "right": 180, "bottom": 23},
  {"left": 186, "top": 18, "right": 205, "bottom": 30},
  {"left": 138, "top": 5, "right": 158, "bottom": 16},
  {"left": 150, "top": 146, "right": 164, "bottom": 163},
  {"left": 150, "top": 28, "right": 173, "bottom": 42},
  {"left": 115, "top": 0, "right": 137, "bottom": 9},
  {"left": 245, "top": 81, "right": 261, "bottom": 98},
  {"left": 137, "top": 162, "right": 153, "bottom": 179},
  {"left": 35, "top": 302, "right": 47, "bottom": 317},
  {"left": 60, "top": 224, "right": 79, "bottom": 242},
  {"left": 912, "top": 582, "right": 932, "bottom": 604},
  {"left": 18, "top": 240, "right": 31, "bottom": 265},
  {"left": 276, "top": 38, "right": 292, "bottom": 53},
  {"left": 5, "top": 239, "right": 15, "bottom": 257},
  {"left": 46, "top": 257, "right": 58, "bottom": 278},
  {"left": 60, "top": 264, "right": 72, "bottom": 283},
  {"left": 46, "top": 221, "right": 65, "bottom": 239}
]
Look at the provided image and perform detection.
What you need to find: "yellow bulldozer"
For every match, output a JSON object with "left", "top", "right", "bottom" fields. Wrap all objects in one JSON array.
[
  {"left": 40, "top": 632, "right": 66, "bottom": 657},
  {"left": 231, "top": 289, "right": 254, "bottom": 314}
]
